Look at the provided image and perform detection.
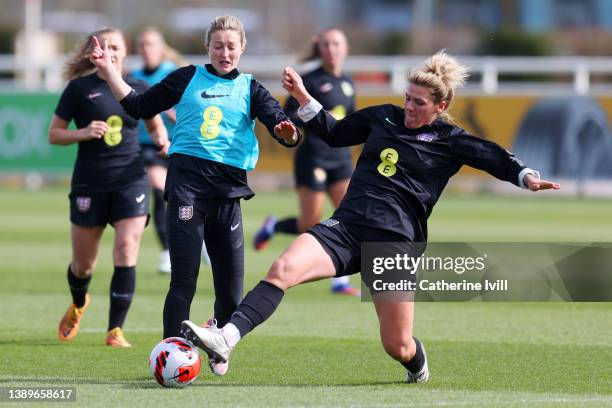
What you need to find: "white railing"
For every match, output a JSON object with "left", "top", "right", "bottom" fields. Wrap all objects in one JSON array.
[{"left": 2, "top": 54, "right": 612, "bottom": 96}]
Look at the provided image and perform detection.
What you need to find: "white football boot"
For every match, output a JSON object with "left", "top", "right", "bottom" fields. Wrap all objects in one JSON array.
[
  {"left": 202, "top": 319, "right": 229, "bottom": 376},
  {"left": 181, "top": 320, "right": 232, "bottom": 363}
]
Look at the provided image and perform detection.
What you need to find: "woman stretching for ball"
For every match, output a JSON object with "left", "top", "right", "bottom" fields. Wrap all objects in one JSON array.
[
  {"left": 49, "top": 27, "right": 168, "bottom": 348},
  {"left": 181, "top": 51, "right": 559, "bottom": 382}
]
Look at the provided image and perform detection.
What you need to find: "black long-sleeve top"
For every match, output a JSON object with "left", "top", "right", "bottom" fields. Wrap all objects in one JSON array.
[{"left": 305, "top": 104, "right": 527, "bottom": 240}]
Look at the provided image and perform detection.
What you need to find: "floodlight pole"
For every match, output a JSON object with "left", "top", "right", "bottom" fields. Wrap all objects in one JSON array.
[
  {"left": 412, "top": 0, "right": 434, "bottom": 54},
  {"left": 23, "top": 0, "right": 42, "bottom": 89}
]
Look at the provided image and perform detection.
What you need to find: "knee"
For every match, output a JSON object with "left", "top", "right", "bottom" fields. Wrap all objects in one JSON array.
[
  {"left": 265, "top": 256, "right": 296, "bottom": 290},
  {"left": 381, "top": 336, "right": 415, "bottom": 362},
  {"left": 114, "top": 238, "right": 139, "bottom": 264},
  {"left": 71, "top": 261, "right": 95, "bottom": 278},
  {"left": 113, "top": 244, "right": 132, "bottom": 264}
]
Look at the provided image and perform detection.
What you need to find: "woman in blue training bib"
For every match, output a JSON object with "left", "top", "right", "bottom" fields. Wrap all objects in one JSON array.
[{"left": 90, "top": 16, "right": 300, "bottom": 376}]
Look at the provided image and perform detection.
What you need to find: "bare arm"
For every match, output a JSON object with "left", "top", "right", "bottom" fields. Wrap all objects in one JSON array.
[
  {"left": 48, "top": 115, "right": 108, "bottom": 145},
  {"left": 144, "top": 115, "right": 169, "bottom": 156}
]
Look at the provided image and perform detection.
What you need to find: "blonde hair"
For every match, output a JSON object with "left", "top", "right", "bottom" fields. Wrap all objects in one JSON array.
[
  {"left": 204, "top": 16, "right": 247, "bottom": 52},
  {"left": 139, "top": 26, "right": 187, "bottom": 67},
  {"left": 65, "top": 27, "right": 125, "bottom": 80},
  {"left": 408, "top": 50, "right": 469, "bottom": 122}
]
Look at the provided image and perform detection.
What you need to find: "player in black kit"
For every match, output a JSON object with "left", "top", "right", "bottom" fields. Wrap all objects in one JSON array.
[
  {"left": 253, "top": 28, "right": 359, "bottom": 296},
  {"left": 181, "top": 51, "right": 560, "bottom": 383},
  {"left": 49, "top": 28, "right": 169, "bottom": 348}
]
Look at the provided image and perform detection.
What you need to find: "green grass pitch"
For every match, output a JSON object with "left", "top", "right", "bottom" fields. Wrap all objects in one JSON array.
[{"left": 1, "top": 188, "right": 611, "bottom": 407}]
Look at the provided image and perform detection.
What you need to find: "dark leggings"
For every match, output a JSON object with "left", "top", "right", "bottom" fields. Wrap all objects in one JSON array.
[
  {"left": 152, "top": 188, "right": 168, "bottom": 249},
  {"left": 162, "top": 195, "right": 244, "bottom": 338}
]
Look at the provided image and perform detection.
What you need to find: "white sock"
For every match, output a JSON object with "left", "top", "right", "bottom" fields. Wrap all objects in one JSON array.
[
  {"left": 221, "top": 323, "right": 241, "bottom": 348},
  {"left": 332, "top": 276, "right": 350, "bottom": 287}
]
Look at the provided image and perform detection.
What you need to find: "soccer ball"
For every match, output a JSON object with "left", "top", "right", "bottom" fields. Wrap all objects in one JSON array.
[{"left": 149, "top": 337, "right": 202, "bottom": 388}]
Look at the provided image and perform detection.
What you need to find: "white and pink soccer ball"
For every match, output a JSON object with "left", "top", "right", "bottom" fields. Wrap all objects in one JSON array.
[{"left": 149, "top": 337, "right": 202, "bottom": 388}]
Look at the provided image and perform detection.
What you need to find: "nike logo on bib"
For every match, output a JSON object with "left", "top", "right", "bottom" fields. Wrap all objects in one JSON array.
[
  {"left": 135, "top": 194, "right": 146, "bottom": 203},
  {"left": 230, "top": 223, "right": 240, "bottom": 231},
  {"left": 201, "top": 90, "right": 231, "bottom": 99}
]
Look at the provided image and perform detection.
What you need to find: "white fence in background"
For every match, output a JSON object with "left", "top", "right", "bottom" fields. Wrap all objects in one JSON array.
[{"left": 1, "top": 54, "right": 612, "bottom": 96}]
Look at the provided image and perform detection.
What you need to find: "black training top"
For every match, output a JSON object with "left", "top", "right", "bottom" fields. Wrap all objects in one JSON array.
[
  {"left": 285, "top": 67, "right": 355, "bottom": 165},
  {"left": 54, "top": 73, "right": 148, "bottom": 193},
  {"left": 120, "top": 64, "right": 300, "bottom": 200},
  {"left": 306, "top": 104, "right": 527, "bottom": 240}
]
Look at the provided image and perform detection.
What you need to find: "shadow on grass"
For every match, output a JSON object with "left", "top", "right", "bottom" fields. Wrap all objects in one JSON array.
[{"left": 0, "top": 376, "right": 405, "bottom": 388}]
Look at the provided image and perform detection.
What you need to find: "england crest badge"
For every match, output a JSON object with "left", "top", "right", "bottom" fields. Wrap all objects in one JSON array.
[
  {"left": 76, "top": 196, "right": 91, "bottom": 213},
  {"left": 417, "top": 133, "right": 435, "bottom": 142},
  {"left": 178, "top": 206, "right": 193, "bottom": 221}
]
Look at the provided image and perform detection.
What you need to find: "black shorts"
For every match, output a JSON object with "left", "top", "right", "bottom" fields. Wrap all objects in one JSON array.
[
  {"left": 294, "top": 160, "right": 353, "bottom": 191},
  {"left": 141, "top": 144, "right": 169, "bottom": 168},
  {"left": 69, "top": 180, "right": 150, "bottom": 227},
  {"left": 307, "top": 219, "right": 408, "bottom": 277}
]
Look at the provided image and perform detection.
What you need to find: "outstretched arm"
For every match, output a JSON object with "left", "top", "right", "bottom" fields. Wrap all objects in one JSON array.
[{"left": 449, "top": 130, "right": 559, "bottom": 191}]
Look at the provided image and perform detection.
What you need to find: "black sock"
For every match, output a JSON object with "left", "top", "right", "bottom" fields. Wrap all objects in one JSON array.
[
  {"left": 108, "top": 266, "right": 136, "bottom": 331},
  {"left": 67, "top": 265, "right": 91, "bottom": 308},
  {"left": 228, "top": 280, "right": 284, "bottom": 337},
  {"left": 275, "top": 217, "right": 298, "bottom": 234},
  {"left": 401, "top": 337, "right": 425, "bottom": 373},
  {"left": 153, "top": 189, "right": 168, "bottom": 250}
]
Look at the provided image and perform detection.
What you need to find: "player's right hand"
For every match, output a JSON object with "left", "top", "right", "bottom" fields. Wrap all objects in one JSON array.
[
  {"left": 282, "top": 67, "right": 311, "bottom": 106},
  {"left": 89, "top": 36, "right": 113, "bottom": 71},
  {"left": 81, "top": 120, "right": 109, "bottom": 140}
]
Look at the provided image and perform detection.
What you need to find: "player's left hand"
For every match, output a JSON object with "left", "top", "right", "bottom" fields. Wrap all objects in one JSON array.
[
  {"left": 154, "top": 134, "right": 169, "bottom": 157},
  {"left": 157, "top": 142, "right": 169, "bottom": 158},
  {"left": 526, "top": 175, "right": 560, "bottom": 191},
  {"left": 274, "top": 120, "right": 298, "bottom": 145}
]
